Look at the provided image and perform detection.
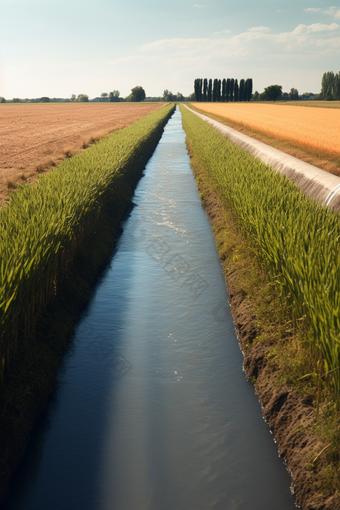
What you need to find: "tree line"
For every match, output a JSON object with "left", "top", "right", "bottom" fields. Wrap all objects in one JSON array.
[
  {"left": 321, "top": 71, "right": 340, "bottom": 100},
  {"left": 0, "top": 86, "right": 147, "bottom": 104},
  {"left": 194, "top": 78, "right": 253, "bottom": 102}
]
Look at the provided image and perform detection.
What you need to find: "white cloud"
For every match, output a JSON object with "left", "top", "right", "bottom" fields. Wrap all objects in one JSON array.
[
  {"left": 303, "top": 6, "right": 340, "bottom": 18},
  {"left": 323, "top": 6, "right": 340, "bottom": 18},
  {"left": 292, "top": 22, "right": 339, "bottom": 34},
  {"left": 248, "top": 26, "right": 271, "bottom": 32},
  {"left": 304, "top": 7, "right": 322, "bottom": 12},
  {"left": 139, "top": 22, "right": 340, "bottom": 63},
  {"left": 193, "top": 4, "right": 206, "bottom": 7}
]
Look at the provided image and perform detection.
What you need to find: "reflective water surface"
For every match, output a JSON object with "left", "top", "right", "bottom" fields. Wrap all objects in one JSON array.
[{"left": 4, "top": 107, "right": 296, "bottom": 510}]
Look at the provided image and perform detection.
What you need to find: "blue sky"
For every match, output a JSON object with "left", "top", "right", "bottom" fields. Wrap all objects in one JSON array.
[{"left": 0, "top": 0, "right": 339, "bottom": 99}]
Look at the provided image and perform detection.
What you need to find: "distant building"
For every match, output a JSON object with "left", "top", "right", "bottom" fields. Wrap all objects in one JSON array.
[{"left": 302, "top": 93, "right": 315, "bottom": 100}]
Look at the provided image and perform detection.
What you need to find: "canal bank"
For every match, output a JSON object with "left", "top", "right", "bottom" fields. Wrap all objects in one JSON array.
[
  {"left": 180, "top": 104, "right": 340, "bottom": 509},
  {"left": 0, "top": 104, "right": 175, "bottom": 505},
  {"left": 3, "top": 107, "right": 296, "bottom": 509}
]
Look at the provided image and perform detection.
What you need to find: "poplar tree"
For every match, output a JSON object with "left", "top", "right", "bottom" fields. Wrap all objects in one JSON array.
[
  {"left": 222, "top": 79, "right": 226, "bottom": 102},
  {"left": 230, "top": 79, "right": 234, "bottom": 101},
  {"left": 203, "top": 79, "right": 208, "bottom": 102},
  {"left": 194, "top": 79, "right": 203, "bottom": 101},
  {"left": 217, "top": 79, "right": 221, "bottom": 101},
  {"left": 321, "top": 70, "right": 340, "bottom": 100},
  {"left": 246, "top": 78, "right": 253, "bottom": 101},
  {"left": 335, "top": 73, "right": 340, "bottom": 100},
  {"left": 321, "top": 71, "right": 335, "bottom": 100},
  {"left": 193, "top": 79, "right": 198, "bottom": 101},
  {"left": 226, "top": 78, "right": 231, "bottom": 102},
  {"left": 239, "top": 79, "right": 245, "bottom": 101},
  {"left": 234, "top": 79, "right": 239, "bottom": 101},
  {"left": 208, "top": 79, "right": 212, "bottom": 101},
  {"left": 212, "top": 79, "right": 217, "bottom": 101}
]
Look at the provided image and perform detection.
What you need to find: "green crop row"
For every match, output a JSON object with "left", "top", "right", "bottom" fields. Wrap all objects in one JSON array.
[
  {"left": 0, "top": 103, "right": 175, "bottom": 380},
  {"left": 180, "top": 104, "right": 340, "bottom": 405}
]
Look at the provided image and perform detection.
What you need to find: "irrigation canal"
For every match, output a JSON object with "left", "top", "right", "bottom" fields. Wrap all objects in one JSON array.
[{"left": 4, "top": 107, "right": 296, "bottom": 510}]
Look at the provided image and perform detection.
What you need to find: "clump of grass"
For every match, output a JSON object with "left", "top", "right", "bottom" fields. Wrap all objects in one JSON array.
[
  {"left": 35, "top": 159, "right": 55, "bottom": 174},
  {"left": 81, "top": 130, "right": 112, "bottom": 149},
  {"left": 6, "top": 180, "right": 17, "bottom": 190},
  {"left": 82, "top": 139, "right": 91, "bottom": 149},
  {"left": 63, "top": 147, "right": 74, "bottom": 158}
]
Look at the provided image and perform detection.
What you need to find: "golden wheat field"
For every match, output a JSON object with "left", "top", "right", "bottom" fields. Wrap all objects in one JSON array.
[{"left": 192, "top": 102, "right": 340, "bottom": 155}]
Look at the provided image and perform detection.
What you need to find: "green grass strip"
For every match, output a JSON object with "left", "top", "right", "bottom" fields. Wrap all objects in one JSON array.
[
  {"left": 180, "top": 104, "right": 340, "bottom": 405},
  {"left": 0, "top": 103, "right": 175, "bottom": 380}
]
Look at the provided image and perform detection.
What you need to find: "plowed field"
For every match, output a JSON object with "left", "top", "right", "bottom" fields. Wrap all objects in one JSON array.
[
  {"left": 0, "top": 102, "right": 164, "bottom": 203},
  {"left": 192, "top": 102, "right": 340, "bottom": 155}
]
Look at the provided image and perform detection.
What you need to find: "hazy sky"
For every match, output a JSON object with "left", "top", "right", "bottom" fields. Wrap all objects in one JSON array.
[{"left": 1, "top": 0, "right": 339, "bottom": 99}]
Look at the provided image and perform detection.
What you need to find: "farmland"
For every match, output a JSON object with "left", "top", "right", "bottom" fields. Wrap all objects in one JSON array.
[
  {"left": 180, "top": 104, "right": 340, "bottom": 506},
  {"left": 0, "top": 104, "right": 176, "bottom": 503},
  {"left": 192, "top": 102, "right": 340, "bottom": 154},
  {"left": 281, "top": 100, "right": 340, "bottom": 109},
  {"left": 183, "top": 103, "right": 340, "bottom": 401},
  {"left": 0, "top": 102, "right": 164, "bottom": 204},
  {"left": 0, "top": 103, "right": 174, "bottom": 379}
]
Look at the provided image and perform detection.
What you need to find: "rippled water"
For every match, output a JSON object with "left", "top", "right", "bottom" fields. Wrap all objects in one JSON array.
[{"left": 4, "top": 107, "right": 296, "bottom": 510}]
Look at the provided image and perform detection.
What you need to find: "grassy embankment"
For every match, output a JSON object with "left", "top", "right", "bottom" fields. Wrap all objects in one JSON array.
[
  {"left": 180, "top": 104, "right": 340, "bottom": 502},
  {"left": 0, "top": 103, "right": 175, "bottom": 503},
  {"left": 189, "top": 103, "right": 340, "bottom": 176}
]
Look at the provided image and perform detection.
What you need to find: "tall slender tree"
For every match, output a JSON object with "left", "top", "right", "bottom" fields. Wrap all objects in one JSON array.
[
  {"left": 208, "top": 79, "right": 212, "bottom": 101},
  {"left": 194, "top": 78, "right": 203, "bottom": 101},
  {"left": 222, "top": 79, "right": 227, "bottom": 102},
  {"left": 321, "top": 71, "right": 335, "bottom": 100},
  {"left": 212, "top": 79, "right": 217, "bottom": 101},
  {"left": 239, "top": 79, "right": 245, "bottom": 101},
  {"left": 203, "top": 78, "right": 208, "bottom": 102},
  {"left": 217, "top": 79, "right": 221, "bottom": 101},
  {"left": 234, "top": 79, "right": 239, "bottom": 101},
  {"left": 244, "top": 78, "right": 252, "bottom": 101},
  {"left": 226, "top": 78, "right": 231, "bottom": 102},
  {"left": 230, "top": 79, "right": 234, "bottom": 101},
  {"left": 335, "top": 72, "right": 340, "bottom": 100}
]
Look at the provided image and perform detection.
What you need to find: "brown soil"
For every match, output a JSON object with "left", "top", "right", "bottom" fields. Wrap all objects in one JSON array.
[
  {"left": 188, "top": 147, "right": 340, "bottom": 509},
  {"left": 189, "top": 104, "right": 340, "bottom": 178},
  {"left": 0, "top": 102, "right": 163, "bottom": 205}
]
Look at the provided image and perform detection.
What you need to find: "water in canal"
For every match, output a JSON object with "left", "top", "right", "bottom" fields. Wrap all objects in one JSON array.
[{"left": 4, "top": 107, "right": 296, "bottom": 510}]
